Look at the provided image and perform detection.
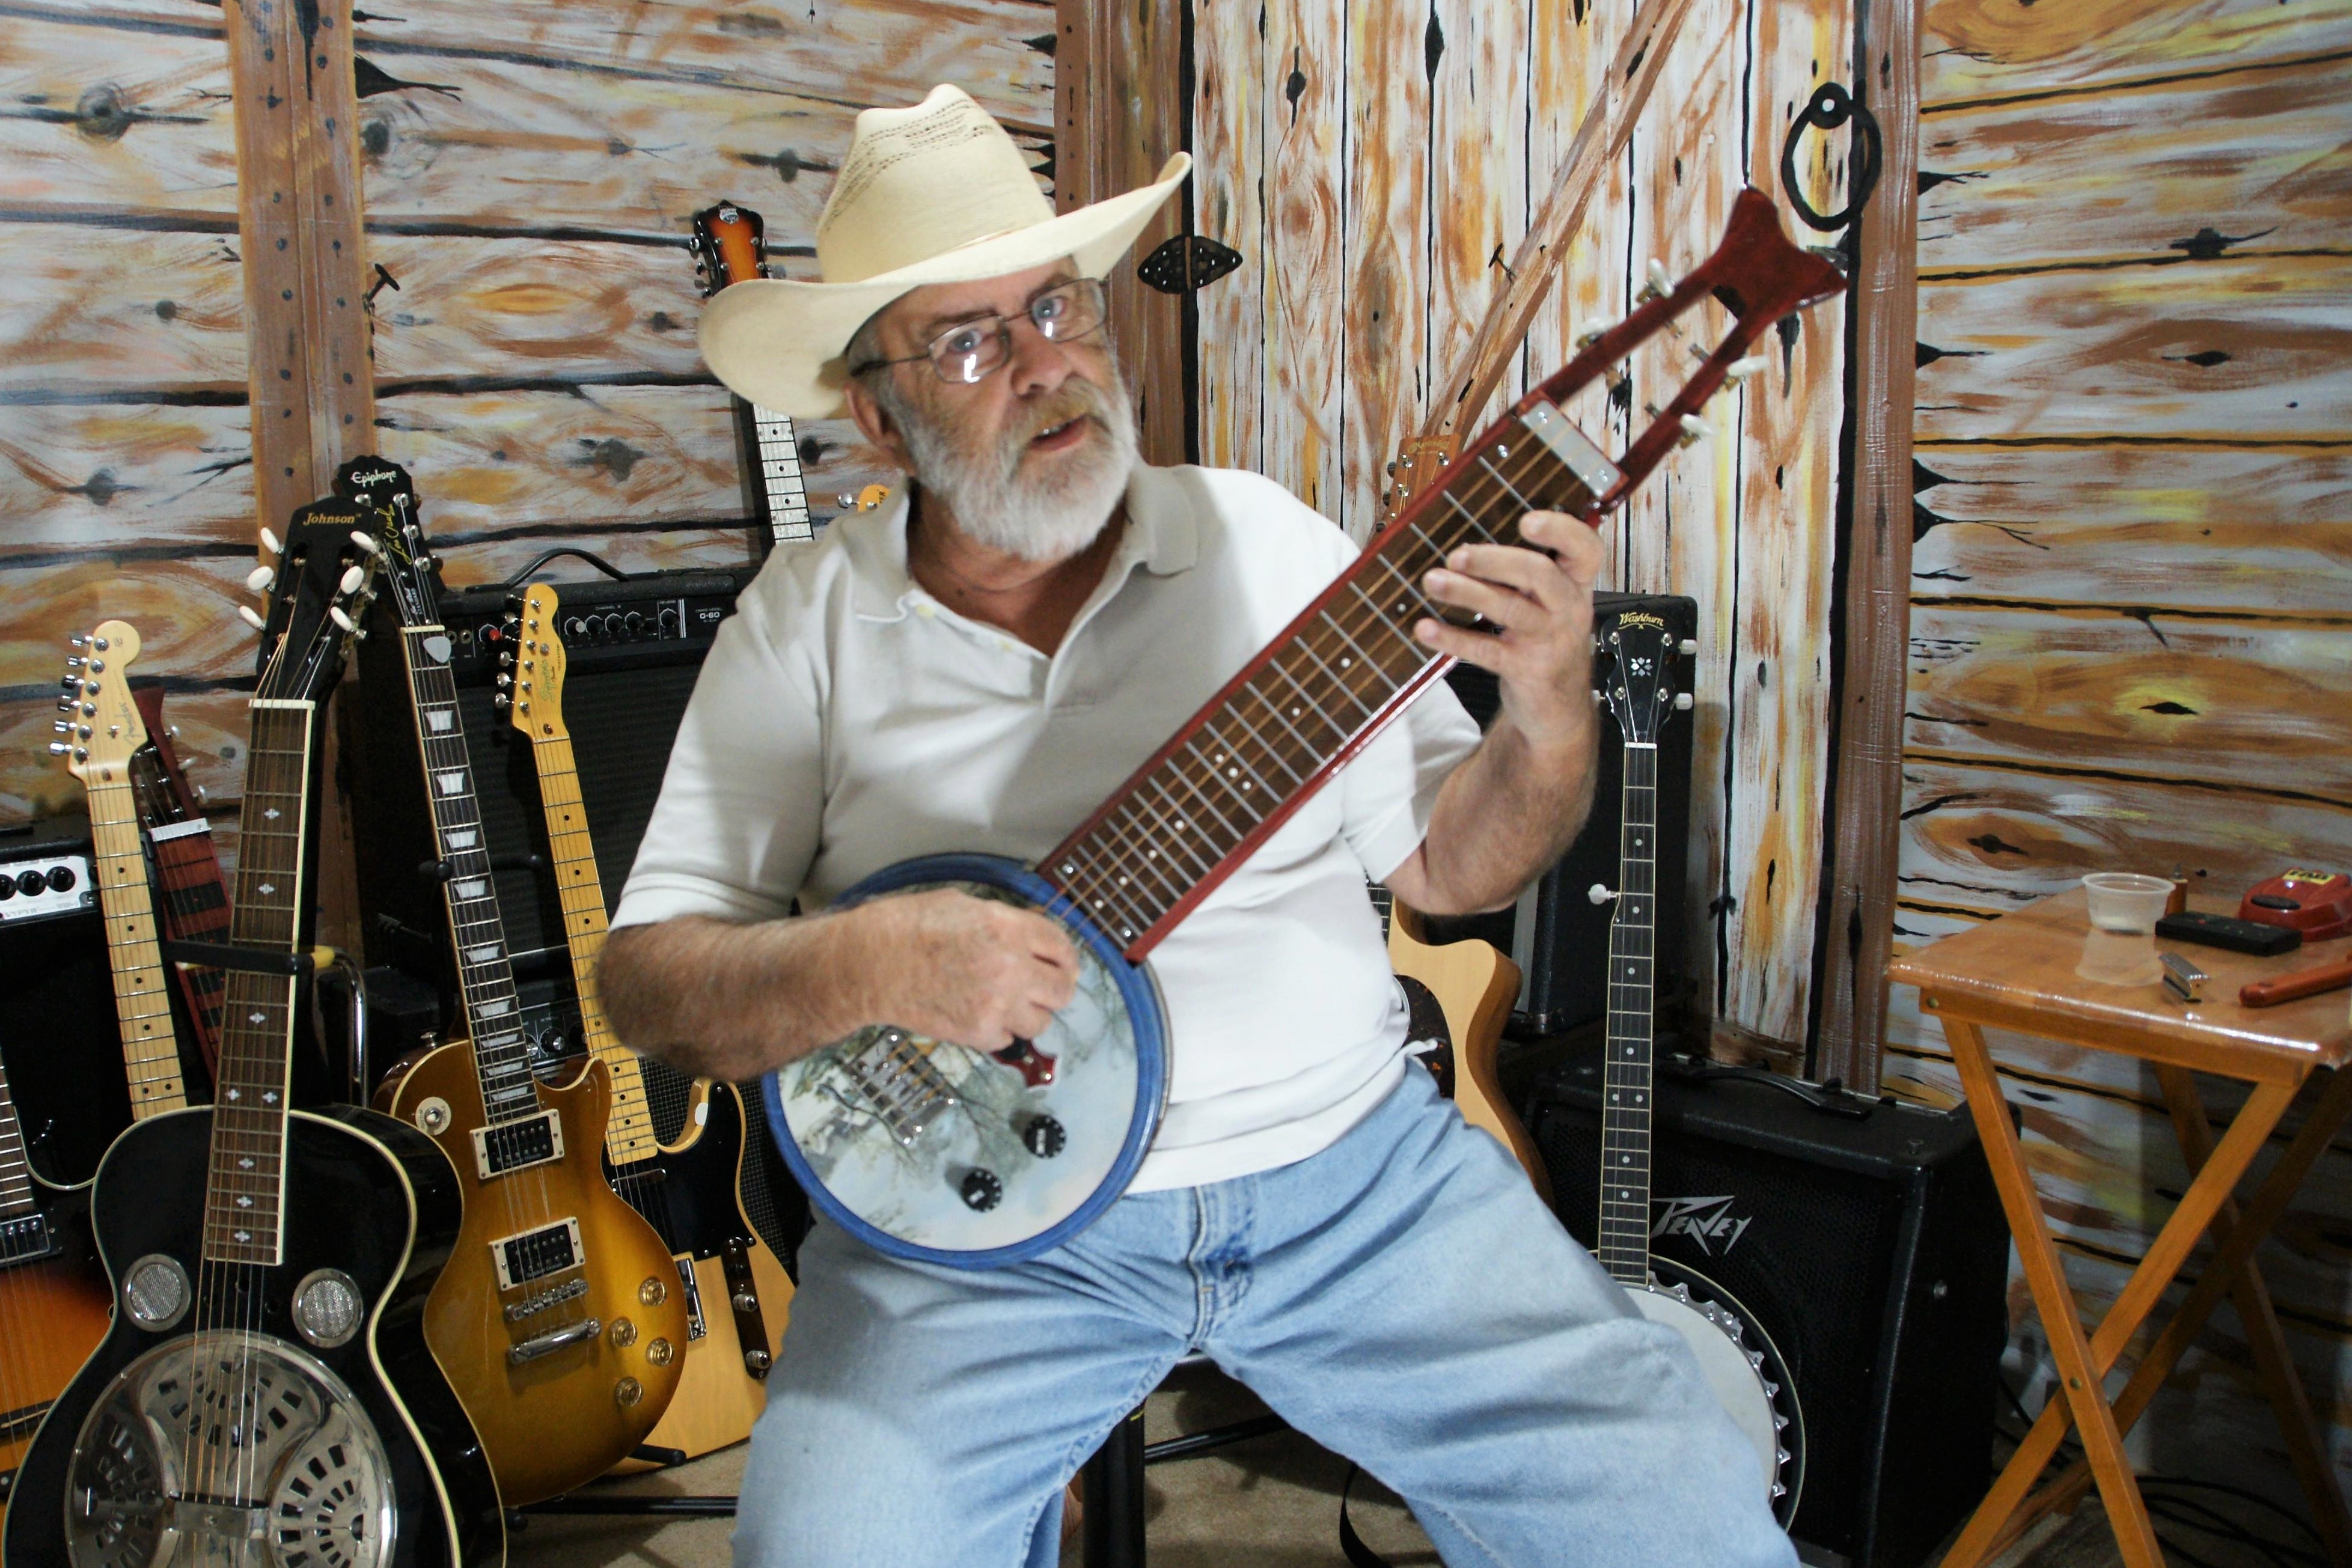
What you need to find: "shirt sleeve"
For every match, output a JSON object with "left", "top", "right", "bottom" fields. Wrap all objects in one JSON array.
[
  {"left": 1336, "top": 672, "right": 1482, "bottom": 885},
  {"left": 610, "top": 587, "right": 825, "bottom": 930}
]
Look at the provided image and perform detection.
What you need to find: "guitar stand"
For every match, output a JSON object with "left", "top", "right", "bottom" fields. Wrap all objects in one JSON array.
[
  {"left": 512, "top": 1448, "right": 736, "bottom": 1524},
  {"left": 164, "top": 941, "right": 373, "bottom": 1106}
]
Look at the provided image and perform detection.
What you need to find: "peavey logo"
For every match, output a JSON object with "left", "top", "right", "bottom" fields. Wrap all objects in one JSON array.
[{"left": 1651, "top": 1194, "right": 1752, "bottom": 1256}]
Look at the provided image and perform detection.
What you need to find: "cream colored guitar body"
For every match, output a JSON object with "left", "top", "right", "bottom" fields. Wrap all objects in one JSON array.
[{"left": 1386, "top": 901, "right": 1553, "bottom": 1206}]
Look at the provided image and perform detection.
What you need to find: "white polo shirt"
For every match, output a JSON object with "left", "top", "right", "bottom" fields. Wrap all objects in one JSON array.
[{"left": 612, "top": 463, "right": 1482, "bottom": 1190}]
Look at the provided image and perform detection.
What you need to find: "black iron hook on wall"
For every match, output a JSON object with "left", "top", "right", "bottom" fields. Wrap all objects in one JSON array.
[{"left": 1780, "top": 81, "right": 1883, "bottom": 233}]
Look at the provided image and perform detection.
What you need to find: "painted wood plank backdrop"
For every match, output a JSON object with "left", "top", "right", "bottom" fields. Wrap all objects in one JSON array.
[
  {"left": 1190, "top": 0, "right": 1857, "bottom": 1056},
  {"left": 0, "top": 0, "right": 1057, "bottom": 839},
  {"left": 1892, "top": 0, "right": 2352, "bottom": 1515}
]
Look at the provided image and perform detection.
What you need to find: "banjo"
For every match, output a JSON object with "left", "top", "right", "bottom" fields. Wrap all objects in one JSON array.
[
  {"left": 1589, "top": 606, "right": 1806, "bottom": 1522},
  {"left": 759, "top": 188, "right": 1846, "bottom": 1268}
]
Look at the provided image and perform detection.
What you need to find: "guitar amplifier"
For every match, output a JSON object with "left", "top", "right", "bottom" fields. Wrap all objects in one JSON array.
[
  {"left": 1525, "top": 1043, "right": 2008, "bottom": 1568},
  {"left": 1426, "top": 591, "right": 1697, "bottom": 1033},
  {"left": 347, "top": 561, "right": 808, "bottom": 1267}
]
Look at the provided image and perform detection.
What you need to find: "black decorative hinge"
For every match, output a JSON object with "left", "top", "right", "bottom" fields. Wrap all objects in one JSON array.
[
  {"left": 1780, "top": 82, "right": 1883, "bottom": 232},
  {"left": 1136, "top": 234, "right": 1242, "bottom": 295}
]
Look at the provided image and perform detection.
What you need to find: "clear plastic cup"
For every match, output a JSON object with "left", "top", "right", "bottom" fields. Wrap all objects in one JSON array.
[{"left": 2082, "top": 872, "right": 2174, "bottom": 934}]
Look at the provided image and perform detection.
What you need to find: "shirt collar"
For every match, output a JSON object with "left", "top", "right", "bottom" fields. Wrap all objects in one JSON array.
[{"left": 846, "top": 464, "right": 1197, "bottom": 623}]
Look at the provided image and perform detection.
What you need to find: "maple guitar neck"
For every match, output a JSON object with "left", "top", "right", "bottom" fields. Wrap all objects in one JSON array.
[{"left": 502, "top": 588, "right": 658, "bottom": 1165}]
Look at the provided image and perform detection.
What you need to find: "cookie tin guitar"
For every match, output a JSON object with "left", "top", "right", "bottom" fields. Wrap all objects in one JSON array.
[{"left": 760, "top": 188, "right": 1846, "bottom": 1268}]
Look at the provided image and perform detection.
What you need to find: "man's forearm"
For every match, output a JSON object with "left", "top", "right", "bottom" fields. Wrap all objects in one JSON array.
[
  {"left": 1410, "top": 708, "right": 1599, "bottom": 915},
  {"left": 599, "top": 912, "right": 873, "bottom": 1081}
]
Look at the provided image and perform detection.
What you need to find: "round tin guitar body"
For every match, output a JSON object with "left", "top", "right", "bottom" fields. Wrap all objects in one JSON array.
[{"left": 762, "top": 855, "right": 1169, "bottom": 1269}]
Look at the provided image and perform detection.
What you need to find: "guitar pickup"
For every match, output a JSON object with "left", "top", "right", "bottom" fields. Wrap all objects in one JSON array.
[
  {"left": 0, "top": 1213, "right": 57, "bottom": 1267},
  {"left": 472, "top": 1107, "right": 565, "bottom": 1179},
  {"left": 491, "top": 1216, "right": 583, "bottom": 1291}
]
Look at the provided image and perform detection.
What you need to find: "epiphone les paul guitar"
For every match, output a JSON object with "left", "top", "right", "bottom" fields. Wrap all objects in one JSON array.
[
  {"left": 7, "top": 514, "right": 502, "bottom": 1568},
  {"left": 497, "top": 581, "right": 795, "bottom": 1463},
  {"left": 1, "top": 624, "right": 197, "bottom": 1525},
  {"left": 689, "top": 200, "right": 817, "bottom": 548},
  {"left": 753, "top": 188, "right": 1845, "bottom": 1267},
  {"left": 1589, "top": 605, "right": 1804, "bottom": 1523},
  {"left": 342, "top": 458, "right": 690, "bottom": 1504}
]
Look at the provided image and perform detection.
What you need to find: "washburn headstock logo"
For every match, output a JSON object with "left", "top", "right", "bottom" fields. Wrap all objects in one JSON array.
[
  {"left": 1651, "top": 1193, "right": 1752, "bottom": 1256},
  {"left": 1613, "top": 610, "right": 1668, "bottom": 632}
]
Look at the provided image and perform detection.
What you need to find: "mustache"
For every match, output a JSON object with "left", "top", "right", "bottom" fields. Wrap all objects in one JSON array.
[{"left": 1007, "top": 380, "right": 1116, "bottom": 453}]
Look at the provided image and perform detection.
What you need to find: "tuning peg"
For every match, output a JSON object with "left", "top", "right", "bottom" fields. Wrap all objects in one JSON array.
[
  {"left": 1640, "top": 258, "right": 1675, "bottom": 302},
  {"left": 239, "top": 605, "right": 267, "bottom": 631},
  {"left": 166, "top": 725, "right": 180, "bottom": 739},
  {"left": 1679, "top": 638, "right": 1697, "bottom": 656},
  {"left": 58, "top": 676, "right": 81, "bottom": 694},
  {"left": 53, "top": 719, "right": 71, "bottom": 734},
  {"left": 246, "top": 565, "right": 276, "bottom": 593},
  {"left": 1677, "top": 413, "right": 1713, "bottom": 448},
  {"left": 338, "top": 564, "right": 365, "bottom": 594},
  {"left": 69, "top": 633, "right": 88, "bottom": 648},
  {"left": 492, "top": 693, "right": 511, "bottom": 714},
  {"left": 1574, "top": 314, "right": 1619, "bottom": 350},
  {"left": 56, "top": 695, "right": 75, "bottom": 713},
  {"left": 64, "top": 656, "right": 84, "bottom": 670},
  {"left": 329, "top": 606, "right": 355, "bottom": 633},
  {"left": 1589, "top": 885, "right": 1618, "bottom": 905},
  {"left": 1674, "top": 692, "right": 1693, "bottom": 710},
  {"left": 260, "top": 526, "right": 282, "bottom": 557},
  {"left": 92, "top": 637, "right": 108, "bottom": 652},
  {"left": 495, "top": 673, "right": 513, "bottom": 690},
  {"left": 348, "top": 529, "right": 380, "bottom": 555},
  {"left": 47, "top": 742, "right": 71, "bottom": 757},
  {"left": 1726, "top": 355, "right": 1769, "bottom": 382}
]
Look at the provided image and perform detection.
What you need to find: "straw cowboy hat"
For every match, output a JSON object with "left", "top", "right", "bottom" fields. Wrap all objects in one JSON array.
[{"left": 698, "top": 84, "right": 1190, "bottom": 419}]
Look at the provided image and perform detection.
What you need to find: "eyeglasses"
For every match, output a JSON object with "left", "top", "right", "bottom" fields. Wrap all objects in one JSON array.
[{"left": 851, "top": 278, "right": 1108, "bottom": 385}]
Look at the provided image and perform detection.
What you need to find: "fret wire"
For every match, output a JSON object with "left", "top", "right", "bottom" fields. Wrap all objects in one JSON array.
[
  {"left": 1087, "top": 801, "right": 1189, "bottom": 913},
  {"left": 1176, "top": 733, "right": 1269, "bottom": 829},
  {"left": 1110, "top": 778, "right": 1219, "bottom": 891},
  {"left": 1184, "top": 726, "right": 1281, "bottom": 808},
  {"left": 1214, "top": 687, "right": 1310, "bottom": 792},
  {"left": 1232, "top": 671, "right": 1322, "bottom": 765},
  {"left": 1075, "top": 807, "right": 1178, "bottom": 932},
  {"left": 1284, "top": 630, "right": 1384, "bottom": 726}
]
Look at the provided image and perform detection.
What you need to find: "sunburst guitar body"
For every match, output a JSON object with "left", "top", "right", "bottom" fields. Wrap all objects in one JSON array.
[
  {"left": 382, "top": 1049, "right": 688, "bottom": 1499},
  {"left": 0, "top": 1222, "right": 113, "bottom": 1528}
]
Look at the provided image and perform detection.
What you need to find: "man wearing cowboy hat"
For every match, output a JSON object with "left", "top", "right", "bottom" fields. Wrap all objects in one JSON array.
[{"left": 603, "top": 85, "right": 1792, "bottom": 1568}]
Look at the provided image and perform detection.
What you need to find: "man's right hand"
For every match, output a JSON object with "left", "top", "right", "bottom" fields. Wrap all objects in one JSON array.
[{"left": 848, "top": 887, "right": 1081, "bottom": 1050}]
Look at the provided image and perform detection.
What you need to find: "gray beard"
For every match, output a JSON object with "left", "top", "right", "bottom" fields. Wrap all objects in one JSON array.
[{"left": 888, "top": 373, "right": 1138, "bottom": 563}]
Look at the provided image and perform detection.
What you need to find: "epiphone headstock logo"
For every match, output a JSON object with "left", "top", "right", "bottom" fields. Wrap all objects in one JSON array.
[
  {"left": 1614, "top": 611, "right": 1668, "bottom": 631},
  {"left": 343, "top": 465, "right": 402, "bottom": 493}
]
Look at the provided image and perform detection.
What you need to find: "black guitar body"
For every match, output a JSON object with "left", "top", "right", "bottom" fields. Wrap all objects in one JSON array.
[
  {"left": 606, "top": 1078, "right": 754, "bottom": 1261},
  {"left": 5, "top": 1106, "right": 502, "bottom": 1568}
]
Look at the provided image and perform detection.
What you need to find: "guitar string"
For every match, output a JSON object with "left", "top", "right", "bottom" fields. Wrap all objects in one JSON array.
[
  {"left": 1598, "top": 741, "right": 1661, "bottom": 1283},
  {"left": 1051, "top": 430, "right": 1580, "bottom": 939}
]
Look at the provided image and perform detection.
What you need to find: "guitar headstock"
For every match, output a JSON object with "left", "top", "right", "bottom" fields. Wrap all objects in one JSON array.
[
  {"left": 243, "top": 499, "right": 382, "bottom": 704},
  {"left": 50, "top": 620, "right": 147, "bottom": 778},
  {"left": 689, "top": 200, "right": 768, "bottom": 297},
  {"left": 1517, "top": 188, "right": 1847, "bottom": 520},
  {"left": 499, "top": 582, "right": 570, "bottom": 740},
  {"left": 1596, "top": 608, "right": 1692, "bottom": 747},
  {"left": 333, "top": 456, "right": 441, "bottom": 630}
]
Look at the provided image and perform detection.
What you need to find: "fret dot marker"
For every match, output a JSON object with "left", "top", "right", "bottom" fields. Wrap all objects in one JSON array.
[
  {"left": 257, "top": 882, "right": 275, "bottom": 896},
  {"left": 237, "top": 1195, "right": 252, "bottom": 1207},
  {"left": 263, "top": 1091, "right": 278, "bottom": 1104},
  {"left": 227, "top": 1088, "right": 240, "bottom": 1100},
  {"left": 249, "top": 1012, "right": 266, "bottom": 1025},
  {"left": 240, "top": 1158, "right": 254, "bottom": 1168}
]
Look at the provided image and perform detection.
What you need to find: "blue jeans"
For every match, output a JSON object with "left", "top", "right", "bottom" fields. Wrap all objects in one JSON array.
[{"left": 735, "top": 1067, "right": 1797, "bottom": 1568}]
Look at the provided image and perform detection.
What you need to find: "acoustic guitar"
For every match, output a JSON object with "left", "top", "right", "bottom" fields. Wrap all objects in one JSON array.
[
  {"left": 750, "top": 188, "right": 1845, "bottom": 1267},
  {"left": 499, "top": 580, "right": 796, "bottom": 1464},
  {"left": 343, "top": 457, "right": 691, "bottom": 1504},
  {"left": 7, "top": 512, "right": 502, "bottom": 1568}
]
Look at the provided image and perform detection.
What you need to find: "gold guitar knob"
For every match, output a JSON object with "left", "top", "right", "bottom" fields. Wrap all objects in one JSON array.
[
  {"left": 645, "top": 1338, "right": 674, "bottom": 1367},
  {"left": 638, "top": 1277, "right": 668, "bottom": 1307},
  {"left": 614, "top": 1376, "right": 643, "bottom": 1409},
  {"left": 608, "top": 1317, "right": 637, "bottom": 1348}
]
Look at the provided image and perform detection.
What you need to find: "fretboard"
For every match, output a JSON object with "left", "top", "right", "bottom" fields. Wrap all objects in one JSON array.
[
  {"left": 742, "top": 401, "right": 814, "bottom": 545},
  {"left": 1594, "top": 741, "right": 1659, "bottom": 1287},
  {"left": 521, "top": 726, "right": 656, "bottom": 1163},
  {"left": 1042, "top": 399, "right": 1620, "bottom": 957},
  {"left": 81, "top": 763, "right": 189, "bottom": 1118},
  {"left": 400, "top": 626, "right": 543, "bottom": 1124},
  {"left": 202, "top": 698, "right": 316, "bottom": 1266},
  {"left": 0, "top": 1049, "right": 36, "bottom": 1222}
]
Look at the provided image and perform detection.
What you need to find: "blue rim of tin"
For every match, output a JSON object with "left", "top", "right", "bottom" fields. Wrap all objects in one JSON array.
[{"left": 759, "top": 852, "right": 1168, "bottom": 1270}]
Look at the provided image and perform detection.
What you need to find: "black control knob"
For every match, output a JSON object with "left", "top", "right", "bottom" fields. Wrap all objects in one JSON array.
[
  {"left": 657, "top": 607, "right": 682, "bottom": 637},
  {"left": 46, "top": 864, "right": 76, "bottom": 893},
  {"left": 600, "top": 613, "right": 626, "bottom": 639},
  {"left": 958, "top": 1169, "right": 1003, "bottom": 1212},
  {"left": 16, "top": 870, "right": 45, "bottom": 897},
  {"left": 564, "top": 615, "right": 591, "bottom": 642},
  {"left": 0, "top": 877, "right": 16, "bottom": 901},
  {"left": 623, "top": 611, "right": 647, "bottom": 640},
  {"left": 1021, "top": 1114, "right": 1066, "bottom": 1159}
]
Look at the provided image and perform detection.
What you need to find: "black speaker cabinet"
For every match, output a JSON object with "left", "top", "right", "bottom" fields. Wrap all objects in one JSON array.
[
  {"left": 1526, "top": 1045, "right": 2008, "bottom": 1568},
  {"left": 1428, "top": 591, "right": 1697, "bottom": 1033}
]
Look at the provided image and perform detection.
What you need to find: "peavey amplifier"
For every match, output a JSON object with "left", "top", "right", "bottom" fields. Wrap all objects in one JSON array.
[
  {"left": 1428, "top": 591, "right": 1697, "bottom": 1034},
  {"left": 1526, "top": 1045, "right": 2008, "bottom": 1567},
  {"left": 349, "top": 560, "right": 808, "bottom": 1268}
]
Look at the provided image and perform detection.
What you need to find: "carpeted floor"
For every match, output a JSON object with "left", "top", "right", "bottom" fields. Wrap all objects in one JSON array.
[{"left": 506, "top": 1365, "right": 2314, "bottom": 1568}]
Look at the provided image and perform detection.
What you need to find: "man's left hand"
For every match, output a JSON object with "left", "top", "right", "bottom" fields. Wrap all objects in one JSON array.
[{"left": 1414, "top": 510, "right": 1604, "bottom": 752}]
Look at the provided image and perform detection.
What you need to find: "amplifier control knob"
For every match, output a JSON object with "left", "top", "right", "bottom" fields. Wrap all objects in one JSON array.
[
  {"left": 622, "top": 611, "right": 646, "bottom": 639},
  {"left": 600, "top": 613, "right": 625, "bottom": 639},
  {"left": 16, "top": 870, "right": 44, "bottom": 897},
  {"left": 658, "top": 608, "right": 682, "bottom": 637},
  {"left": 46, "top": 865, "right": 76, "bottom": 893},
  {"left": 0, "top": 878, "right": 16, "bottom": 901},
  {"left": 564, "top": 615, "right": 591, "bottom": 641}
]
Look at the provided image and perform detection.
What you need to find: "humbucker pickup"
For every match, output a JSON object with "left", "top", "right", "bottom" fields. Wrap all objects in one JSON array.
[
  {"left": 471, "top": 1108, "right": 566, "bottom": 1179},
  {"left": 0, "top": 1213, "right": 57, "bottom": 1268},
  {"left": 491, "top": 1216, "right": 584, "bottom": 1291}
]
